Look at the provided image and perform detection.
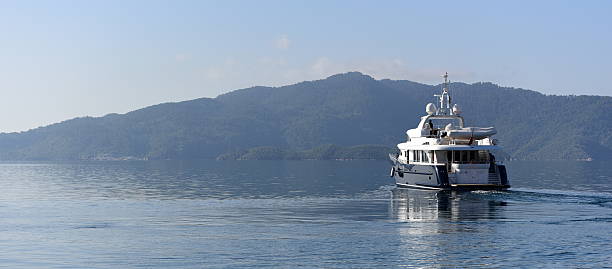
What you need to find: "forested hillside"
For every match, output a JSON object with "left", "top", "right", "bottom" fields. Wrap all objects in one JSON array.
[{"left": 0, "top": 72, "right": 610, "bottom": 160}]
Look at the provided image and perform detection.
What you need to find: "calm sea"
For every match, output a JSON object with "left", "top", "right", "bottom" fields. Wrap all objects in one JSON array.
[{"left": 0, "top": 160, "right": 611, "bottom": 268}]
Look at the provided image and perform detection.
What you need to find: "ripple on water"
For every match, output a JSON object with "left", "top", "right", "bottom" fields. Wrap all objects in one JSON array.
[{"left": 0, "top": 160, "right": 611, "bottom": 268}]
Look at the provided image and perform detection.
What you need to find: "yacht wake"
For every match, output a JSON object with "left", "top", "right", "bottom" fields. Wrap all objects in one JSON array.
[{"left": 510, "top": 187, "right": 612, "bottom": 199}]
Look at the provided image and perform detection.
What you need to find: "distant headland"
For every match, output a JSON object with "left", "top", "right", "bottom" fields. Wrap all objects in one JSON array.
[{"left": 0, "top": 72, "right": 610, "bottom": 161}]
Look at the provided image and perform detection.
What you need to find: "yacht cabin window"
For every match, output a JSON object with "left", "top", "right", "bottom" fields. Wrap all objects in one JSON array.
[
  {"left": 408, "top": 150, "right": 490, "bottom": 164},
  {"left": 409, "top": 150, "right": 433, "bottom": 163},
  {"left": 446, "top": 150, "right": 490, "bottom": 163},
  {"left": 421, "top": 151, "right": 429, "bottom": 163},
  {"left": 409, "top": 150, "right": 494, "bottom": 164}
]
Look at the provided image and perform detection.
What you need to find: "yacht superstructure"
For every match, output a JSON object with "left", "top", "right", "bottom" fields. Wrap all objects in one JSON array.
[{"left": 389, "top": 73, "right": 509, "bottom": 190}]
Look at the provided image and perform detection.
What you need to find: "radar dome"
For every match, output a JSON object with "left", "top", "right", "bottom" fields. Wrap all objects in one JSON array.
[
  {"left": 452, "top": 104, "right": 461, "bottom": 115},
  {"left": 426, "top": 103, "right": 437, "bottom": 115}
]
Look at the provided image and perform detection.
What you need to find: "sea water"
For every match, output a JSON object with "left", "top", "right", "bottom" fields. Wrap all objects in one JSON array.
[{"left": 0, "top": 160, "right": 610, "bottom": 268}]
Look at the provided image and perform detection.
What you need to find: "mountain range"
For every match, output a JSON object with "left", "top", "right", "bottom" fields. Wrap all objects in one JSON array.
[{"left": 1, "top": 72, "right": 610, "bottom": 161}]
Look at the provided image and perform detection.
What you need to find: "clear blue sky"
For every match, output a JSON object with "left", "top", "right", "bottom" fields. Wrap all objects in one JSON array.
[{"left": 0, "top": 0, "right": 610, "bottom": 132}]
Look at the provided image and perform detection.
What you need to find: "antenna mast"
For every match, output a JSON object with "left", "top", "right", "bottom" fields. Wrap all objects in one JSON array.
[{"left": 434, "top": 72, "right": 452, "bottom": 115}]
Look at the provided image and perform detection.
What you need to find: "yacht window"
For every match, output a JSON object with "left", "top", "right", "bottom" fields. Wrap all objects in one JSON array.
[
  {"left": 448, "top": 150, "right": 489, "bottom": 163},
  {"left": 469, "top": 151, "right": 477, "bottom": 162},
  {"left": 479, "top": 150, "right": 489, "bottom": 162}
]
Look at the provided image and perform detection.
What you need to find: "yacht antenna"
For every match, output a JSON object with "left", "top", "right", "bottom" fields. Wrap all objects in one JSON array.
[{"left": 434, "top": 72, "right": 452, "bottom": 115}]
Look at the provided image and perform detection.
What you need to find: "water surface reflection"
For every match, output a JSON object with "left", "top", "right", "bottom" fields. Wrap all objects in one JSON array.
[
  {"left": 389, "top": 189, "right": 513, "bottom": 267},
  {"left": 390, "top": 188, "right": 508, "bottom": 222}
]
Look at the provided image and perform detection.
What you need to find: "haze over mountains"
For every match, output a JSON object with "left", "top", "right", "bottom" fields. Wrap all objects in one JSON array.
[{"left": 1, "top": 72, "right": 610, "bottom": 161}]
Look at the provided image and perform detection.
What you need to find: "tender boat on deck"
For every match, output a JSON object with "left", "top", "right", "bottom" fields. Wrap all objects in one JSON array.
[{"left": 389, "top": 73, "right": 510, "bottom": 190}]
